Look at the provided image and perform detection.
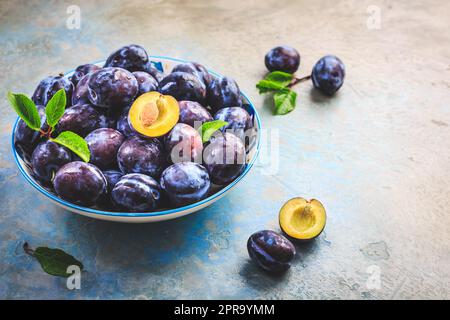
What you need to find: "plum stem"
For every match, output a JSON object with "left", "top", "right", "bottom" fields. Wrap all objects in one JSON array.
[
  {"left": 23, "top": 242, "right": 35, "bottom": 256},
  {"left": 288, "top": 75, "right": 312, "bottom": 88},
  {"left": 39, "top": 126, "right": 53, "bottom": 139}
]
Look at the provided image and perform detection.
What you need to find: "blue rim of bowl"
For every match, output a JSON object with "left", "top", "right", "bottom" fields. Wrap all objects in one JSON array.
[{"left": 11, "top": 55, "right": 262, "bottom": 217}]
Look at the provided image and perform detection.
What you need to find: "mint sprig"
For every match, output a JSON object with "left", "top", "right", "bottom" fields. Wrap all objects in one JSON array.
[
  {"left": 265, "top": 71, "right": 294, "bottom": 83},
  {"left": 256, "top": 71, "right": 298, "bottom": 115},
  {"left": 24, "top": 242, "right": 83, "bottom": 278},
  {"left": 198, "top": 120, "right": 228, "bottom": 143},
  {"left": 274, "top": 89, "right": 297, "bottom": 115},
  {"left": 8, "top": 89, "right": 91, "bottom": 162},
  {"left": 256, "top": 71, "right": 293, "bottom": 94}
]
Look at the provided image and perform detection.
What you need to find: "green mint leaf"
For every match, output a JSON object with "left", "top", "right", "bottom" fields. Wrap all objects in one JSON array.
[
  {"left": 7, "top": 92, "right": 41, "bottom": 131},
  {"left": 24, "top": 243, "right": 83, "bottom": 278},
  {"left": 256, "top": 80, "right": 286, "bottom": 93},
  {"left": 52, "top": 131, "right": 90, "bottom": 162},
  {"left": 265, "top": 71, "right": 294, "bottom": 85},
  {"left": 198, "top": 120, "right": 228, "bottom": 143},
  {"left": 274, "top": 89, "right": 297, "bottom": 115},
  {"left": 45, "top": 89, "right": 67, "bottom": 128},
  {"left": 256, "top": 71, "right": 294, "bottom": 94}
]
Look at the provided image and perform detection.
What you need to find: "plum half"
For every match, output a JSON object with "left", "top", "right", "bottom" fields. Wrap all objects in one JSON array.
[
  {"left": 128, "top": 91, "right": 179, "bottom": 137},
  {"left": 279, "top": 198, "right": 326, "bottom": 241}
]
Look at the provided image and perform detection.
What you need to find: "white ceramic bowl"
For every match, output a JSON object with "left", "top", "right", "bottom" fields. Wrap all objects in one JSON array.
[{"left": 12, "top": 56, "right": 261, "bottom": 223}]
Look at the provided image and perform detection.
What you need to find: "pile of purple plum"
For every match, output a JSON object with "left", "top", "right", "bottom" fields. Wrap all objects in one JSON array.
[{"left": 14, "top": 45, "right": 256, "bottom": 212}]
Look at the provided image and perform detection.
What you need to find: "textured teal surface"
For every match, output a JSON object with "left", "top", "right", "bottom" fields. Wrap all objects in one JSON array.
[{"left": 1, "top": 0, "right": 449, "bottom": 299}]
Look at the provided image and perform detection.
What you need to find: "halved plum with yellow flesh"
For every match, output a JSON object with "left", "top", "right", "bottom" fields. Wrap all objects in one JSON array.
[
  {"left": 279, "top": 198, "right": 326, "bottom": 241},
  {"left": 128, "top": 91, "right": 179, "bottom": 137}
]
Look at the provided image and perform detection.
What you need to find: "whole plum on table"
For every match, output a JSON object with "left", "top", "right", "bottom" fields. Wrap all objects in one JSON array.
[
  {"left": 116, "top": 107, "right": 137, "bottom": 138},
  {"left": 31, "top": 140, "right": 72, "bottom": 184},
  {"left": 111, "top": 173, "right": 162, "bottom": 212},
  {"left": 14, "top": 105, "right": 48, "bottom": 164},
  {"left": 32, "top": 75, "right": 74, "bottom": 107},
  {"left": 132, "top": 71, "right": 158, "bottom": 96},
  {"left": 164, "top": 123, "right": 203, "bottom": 163},
  {"left": 178, "top": 100, "right": 212, "bottom": 127},
  {"left": 172, "top": 62, "right": 212, "bottom": 86},
  {"left": 247, "top": 230, "right": 296, "bottom": 273},
  {"left": 53, "top": 161, "right": 107, "bottom": 206},
  {"left": 160, "top": 162, "right": 210, "bottom": 206},
  {"left": 85, "top": 128, "right": 125, "bottom": 169},
  {"left": 57, "top": 104, "right": 108, "bottom": 137},
  {"left": 311, "top": 55, "right": 345, "bottom": 95},
  {"left": 159, "top": 72, "right": 206, "bottom": 104},
  {"left": 88, "top": 67, "right": 138, "bottom": 109},
  {"left": 206, "top": 76, "right": 242, "bottom": 112},
  {"left": 143, "top": 63, "right": 164, "bottom": 82},
  {"left": 70, "top": 63, "right": 101, "bottom": 86},
  {"left": 117, "top": 136, "right": 166, "bottom": 178},
  {"left": 203, "top": 132, "right": 246, "bottom": 185},
  {"left": 104, "top": 44, "right": 149, "bottom": 72},
  {"left": 265, "top": 45, "right": 300, "bottom": 73}
]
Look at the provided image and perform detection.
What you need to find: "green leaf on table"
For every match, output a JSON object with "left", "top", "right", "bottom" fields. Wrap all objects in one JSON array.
[
  {"left": 24, "top": 243, "right": 83, "bottom": 278},
  {"left": 52, "top": 131, "right": 90, "bottom": 162},
  {"left": 45, "top": 89, "right": 67, "bottom": 128},
  {"left": 256, "top": 80, "right": 286, "bottom": 93},
  {"left": 198, "top": 120, "right": 228, "bottom": 143},
  {"left": 256, "top": 71, "right": 293, "bottom": 94},
  {"left": 265, "top": 71, "right": 294, "bottom": 85},
  {"left": 273, "top": 89, "right": 297, "bottom": 115},
  {"left": 7, "top": 92, "right": 41, "bottom": 131}
]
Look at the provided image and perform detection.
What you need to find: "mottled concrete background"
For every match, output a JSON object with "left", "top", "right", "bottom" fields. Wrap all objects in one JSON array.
[{"left": 1, "top": 0, "right": 449, "bottom": 299}]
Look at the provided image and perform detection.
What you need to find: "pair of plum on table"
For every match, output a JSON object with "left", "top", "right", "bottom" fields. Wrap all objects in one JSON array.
[{"left": 14, "top": 44, "right": 255, "bottom": 212}]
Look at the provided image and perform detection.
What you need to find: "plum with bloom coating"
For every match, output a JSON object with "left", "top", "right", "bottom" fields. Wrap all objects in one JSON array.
[
  {"left": 160, "top": 162, "right": 210, "bottom": 206},
  {"left": 97, "top": 170, "right": 123, "bottom": 209},
  {"left": 178, "top": 101, "right": 212, "bottom": 127},
  {"left": 85, "top": 128, "right": 125, "bottom": 169},
  {"left": 133, "top": 71, "right": 158, "bottom": 96},
  {"left": 159, "top": 72, "right": 206, "bottom": 104},
  {"left": 247, "top": 230, "right": 296, "bottom": 273},
  {"left": 214, "top": 107, "right": 253, "bottom": 132},
  {"left": 32, "top": 75, "right": 74, "bottom": 108},
  {"left": 117, "top": 136, "right": 166, "bottom": 178},
  {"left": 264, "top": 46, "right": 300, "bottom": 73},
  {"left": 57, "top": 104, "right": 110, "bottom": 137},
  {"left": 172, "top": 62, "right": 212, "bottom": 86},
  {"left": 14, "top": 105, "right": 48, "bottom": 164},
  {"left": 203, "top": 132, "right": 246, "bottom": 185},
  {"left": 31, "top": 140, "right": 72, "bottom": 184},
  {"left": 111, "top": 173, "right": 162, "bottom": 212},
  {"left": 206, "top": 76, "right": 242, "bottom": 112},
  {"left": 70, "top": 64, "right": 101, "bottom": 86},
  {"left": 164, "top": 123, "right": 203, "bottom": 163},
  {"left": 311, "top": 55, "right": 345, "bottom": 95},
  {"left": 88, "top": 67, "right": 138, "bottom": 109},
  {"left": 116, "top": 107, "right": 137, "bottom": 138},
  {"left": 104, "top": 44, "right": 149, "bottom": 72},
  {"left": 53, "top": 161, "right": 107, "bottom": 206}
]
